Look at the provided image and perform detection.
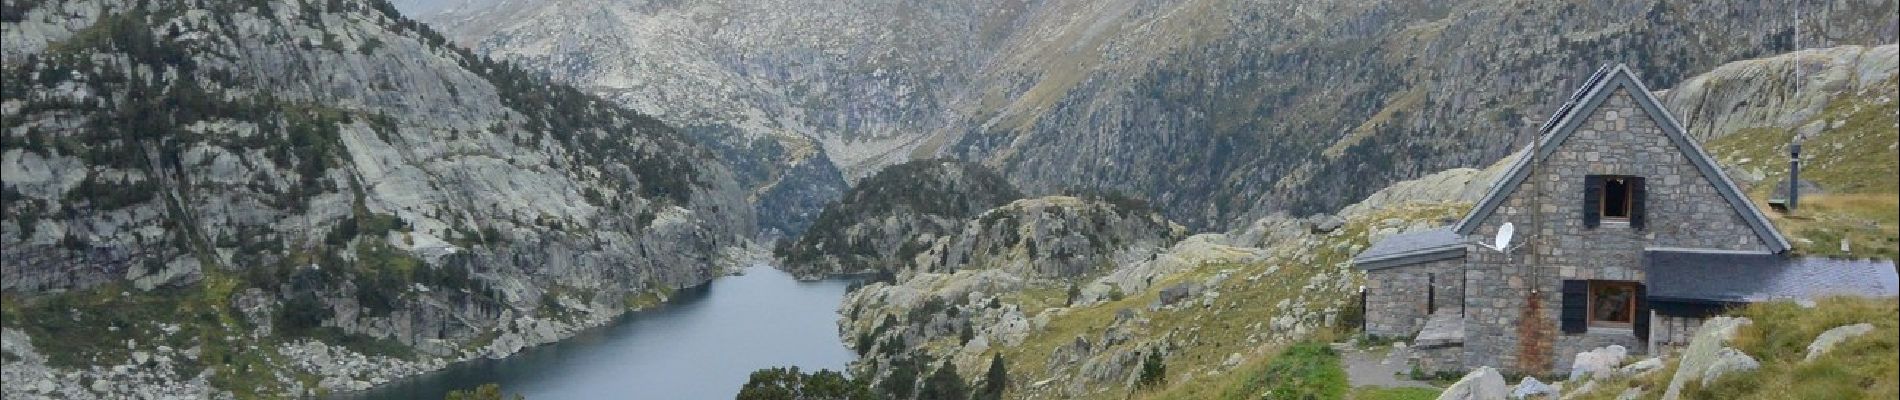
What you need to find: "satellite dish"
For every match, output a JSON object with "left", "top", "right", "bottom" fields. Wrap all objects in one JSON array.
[{"left": 1486, "top": 222, "right": 1516, "bottom": 253}]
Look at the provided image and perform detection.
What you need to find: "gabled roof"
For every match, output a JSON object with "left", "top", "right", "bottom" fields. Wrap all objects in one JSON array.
[
  {"left": 1645, "top": 248, "right": 1899, "bottom": 304},
  {"left": 1352, "top": 226, "right": 1465, "bottom": 270},
  {"left": 1450, "top": 64, "right": 1791, "bottom": 253}
]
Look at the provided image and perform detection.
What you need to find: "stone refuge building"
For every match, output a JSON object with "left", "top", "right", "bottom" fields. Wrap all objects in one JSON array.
[{"left": 1351, "top": 65, "right": 1899, "bottom": 376}]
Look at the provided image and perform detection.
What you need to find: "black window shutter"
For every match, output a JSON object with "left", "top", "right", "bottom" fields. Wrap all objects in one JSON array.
[
  {"left": 1583, "top": 175, "right": 1603, "bottom": 228},
  {"left": 1561, "top": 280, "right": 1589, "bottom": 333},
  {"left": 1629, "top": 176, "right": 1648, "bottom": 230},
  {"left": 1633, "top": 284, "right": 1650, "bottom": 340}
]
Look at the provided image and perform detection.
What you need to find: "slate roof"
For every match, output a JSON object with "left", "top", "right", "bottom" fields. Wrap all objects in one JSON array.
[
  {"left": 1351, "top": 226, "right": 1465, "bottom": 271},
  {"left": 1645, "top": 248, "right": 1900, "bottom": 304},
  {"left": 1450, "top": 64, "right": 1791, "bottom": 253}
]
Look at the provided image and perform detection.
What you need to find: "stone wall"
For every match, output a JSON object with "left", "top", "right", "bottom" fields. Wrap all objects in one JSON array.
[
  {"left": 1648, "top": 313, "right": 1705, "bottom": 355},
  {"left": 1460, "top": 86, "right": 1775, "bottom": 375},
  {"left": 1364, "top": 257, "right": 1466, "bottom": 338},
  {"left": 1413, "top": 343, "right": 1465, "bottom": 375}
]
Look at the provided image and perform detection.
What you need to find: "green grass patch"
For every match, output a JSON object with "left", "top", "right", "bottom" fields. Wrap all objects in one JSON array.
[
  {"left": 1687, "top": 297, "right": 1900, "bottom": 400},
  {"left": 1226, "top": 342, "right": 1349, "bottom": 400}
]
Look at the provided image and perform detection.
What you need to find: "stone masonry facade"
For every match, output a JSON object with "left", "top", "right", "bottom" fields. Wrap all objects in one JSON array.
[
  {"left": 1459, "top": 87, "right": 1771, "bottom": 375},
  {"left": 1364, "top": 258, "right": 1463, "bottom": 338},
  {"left": 1648, "top": 314, "right": 1704, "bottom": 355}
]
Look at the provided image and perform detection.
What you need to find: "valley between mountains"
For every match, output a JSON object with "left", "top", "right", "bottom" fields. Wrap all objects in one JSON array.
[{"left": 1, "top": 0, "right": 1896, "bottom": 399}]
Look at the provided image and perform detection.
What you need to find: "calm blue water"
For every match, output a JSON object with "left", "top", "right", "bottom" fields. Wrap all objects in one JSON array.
[{"left": 343, "top": 266, "right": 858, "bottom": 400}]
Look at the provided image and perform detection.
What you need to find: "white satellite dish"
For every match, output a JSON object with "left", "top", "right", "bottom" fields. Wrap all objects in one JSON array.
[{"left": 1484, "top": 222, "right": 1516, "bottom": 253}]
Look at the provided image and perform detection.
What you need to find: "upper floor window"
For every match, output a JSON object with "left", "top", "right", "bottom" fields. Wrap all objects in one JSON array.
[{"left": 1584, "top": 175, "right": 1646, "bottom": 229}]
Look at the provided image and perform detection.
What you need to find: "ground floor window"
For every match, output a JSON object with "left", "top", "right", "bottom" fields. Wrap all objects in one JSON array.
[{"left": 1589, "top": 280, "right": 1639, "bottom": 327}]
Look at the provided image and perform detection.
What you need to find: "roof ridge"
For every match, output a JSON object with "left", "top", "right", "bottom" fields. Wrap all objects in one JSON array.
[{"left": 1450, "top": 65, "right": 1791, "bottom": 253}]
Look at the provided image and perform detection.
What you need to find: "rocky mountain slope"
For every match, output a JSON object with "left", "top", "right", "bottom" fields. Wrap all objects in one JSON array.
[
  {"left": 408, "top": 0, "right": 1898, "bottom": 232},
  {"left": 1, "top": 0, "right": 753, "bottom": 397},
  {"left": 909, "top": 195, "right": 1186, "bottom": 280},
  {"left": 827, "top": 45, "right": 1897, "bottom": 399},
  {"left": 1666, "top": 44, "right": 1899, "bottom": 259},
  {"left": 779, "top": 159, "right": 1022, "bottom": 279}
]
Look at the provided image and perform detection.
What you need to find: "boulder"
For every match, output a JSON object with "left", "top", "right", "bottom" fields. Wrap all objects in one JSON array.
[
  {"left": 1510, "top": 376, "right": 1558, "bottom": 399},
  {"left": 1700, "top": 347, "right": 1760, "bottom": 386},
  {"left": 1436, "top": 366, "right": 1509, "bottom": 400},
  {"left": 1156, "top": 283, "right": 1200, "bottom": 307},
  {"left": 1619, "top": 357, "right": 1664, "bottom": 377},
  {"left": 1662, "top": 316, "right": 1752, "bottom": 400},
  {"left": 1309, "top": 215, "right": 1345, "bottom": 234},
  {"left": 1803, "top": 323, "right": 1876, "bottom": 362},
  {"left": 1567, "top": 345, "right": 1627, "bottom": 381}
]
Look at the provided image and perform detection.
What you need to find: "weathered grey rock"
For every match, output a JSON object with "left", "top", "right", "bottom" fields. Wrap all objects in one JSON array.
[
  {"left": 1310, "top": 215, "right": 1346, "bottom": 234},
  {"left": 1700, "top": 347, "right": 1761, "bottom": 386},
  {"left": 1804, "top": 323, "right": 1876, "bottom": 362},
  {"left": 1663, "top": 317, "right": 1753, "bottom": 400},
  {"left": 910, "top": 196, "right": 1185, "bottom": 280},
  {"left": 1619, "top": 357, "right": 1664, "bottom": 377},
  {"left": 1436, "top": 366, "right": 1510, "bottom": 400},
  {"left": 1568, "top": 345, "right": 1628, "bottom": 382},
  {"left": 1511, "top": 376, "right": 1557, "bottom": 399}
]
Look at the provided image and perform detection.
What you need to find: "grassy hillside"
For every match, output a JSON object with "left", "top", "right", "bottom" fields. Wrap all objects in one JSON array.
[
  {"left": 1705, "top": 77, "right": 1900, "bottom": 259},
  {"left": 978, "top": 202, "right": 1471, "bottom": 399},
  {"left": 1564, "top": 297, "right": 1897, "bottom": 400}
]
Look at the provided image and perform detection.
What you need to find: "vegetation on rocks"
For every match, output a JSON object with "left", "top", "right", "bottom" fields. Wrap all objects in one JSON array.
[
  {"left": 1705, "top": 75, "right": 1900, "bottom": 260},
  {"left": 737, "top": 367, "right": 875, "bottom": 400},
  {"left": 779, "top": 160, "right": 1024, "bottom": 278},
  {"left": 2, "top": 0, "right": 752, "bottom": 397}
]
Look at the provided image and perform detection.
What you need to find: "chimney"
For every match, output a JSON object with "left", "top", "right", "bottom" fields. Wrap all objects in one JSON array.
[{"left": 1788, "top": 136, "right": 1803, "bottom": 210}]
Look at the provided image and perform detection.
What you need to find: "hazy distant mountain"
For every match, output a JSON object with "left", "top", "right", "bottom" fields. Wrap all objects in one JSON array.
[{"left": 414, "top": 0, "right": 1898, "bottom": 231}]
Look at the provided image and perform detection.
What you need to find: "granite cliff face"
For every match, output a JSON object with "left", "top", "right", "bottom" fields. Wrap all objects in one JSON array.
[
  {"left": 410, "top": 0, "right": 1898, "bottom": 232},
  {"left": 1, "top": 0, "right": 752, "bottom": 396}
]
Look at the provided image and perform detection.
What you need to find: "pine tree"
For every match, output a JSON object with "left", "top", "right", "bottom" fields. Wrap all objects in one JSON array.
[
  {"left": 978, "top": 353, "right": 1008, "bottom": 400},
  {"left": 917, "top": 361, "right": 970, "bottom": 400}
]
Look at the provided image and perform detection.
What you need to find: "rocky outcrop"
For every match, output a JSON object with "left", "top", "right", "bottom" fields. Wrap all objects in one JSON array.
[
  {"left": 1804, "top": 323, "right": 1877, "bottom": 361},
  {"left": 1511, "top": 376, "right": 1557, "bottom": 399},
  {"left": 1437, "top": 366, "right": 1509, "bottom": 400},
  {"left": 1567, "top": 345, "right": 1629, "bottom": 382},
  {"left": 1, "top": 0, "right": 751, "bottom": 397},
  {"left": 1661, "top": 45, "right": 1899, "bottom": 142},
  {"left": 1661, "top": 317, "right": 1753, "bottom": 400},
  {"left": 910, "top": 195, "right": 1186, "bottom": 280},
  {"left": 778, "top": 160, "right": 1022, "bottom": 279}
]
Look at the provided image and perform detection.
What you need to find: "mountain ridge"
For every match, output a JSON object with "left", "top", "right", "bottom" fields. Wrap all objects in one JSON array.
[{"left": 1, "top": 0, "right": 756, "bottom": 396}]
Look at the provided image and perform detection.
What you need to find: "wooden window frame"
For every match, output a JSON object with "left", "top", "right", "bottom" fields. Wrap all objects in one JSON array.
[
  {"left": 1587, "top": 280, "right": 1639, "bottom": 328},
  {"left": 1600, "top": 176, "right": 1634, "bottom": 220}
]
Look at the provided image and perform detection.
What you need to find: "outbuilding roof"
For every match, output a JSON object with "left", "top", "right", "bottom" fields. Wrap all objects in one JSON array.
[
  {"left": 1645, "top": 248, "right": 1899, "bottom": 304},
  {"left": 1352, "top": 226, "right": 1465, "bottom": 271}
]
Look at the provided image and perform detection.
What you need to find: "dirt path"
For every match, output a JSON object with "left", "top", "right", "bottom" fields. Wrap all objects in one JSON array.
[{"left": 1342, "top": 345, "right": 1438, "bottom": 389}]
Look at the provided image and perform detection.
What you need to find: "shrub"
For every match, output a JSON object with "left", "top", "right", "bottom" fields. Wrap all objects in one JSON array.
[{"left": 1138, "top": 350, "right": 1168, "bottom": 389}]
